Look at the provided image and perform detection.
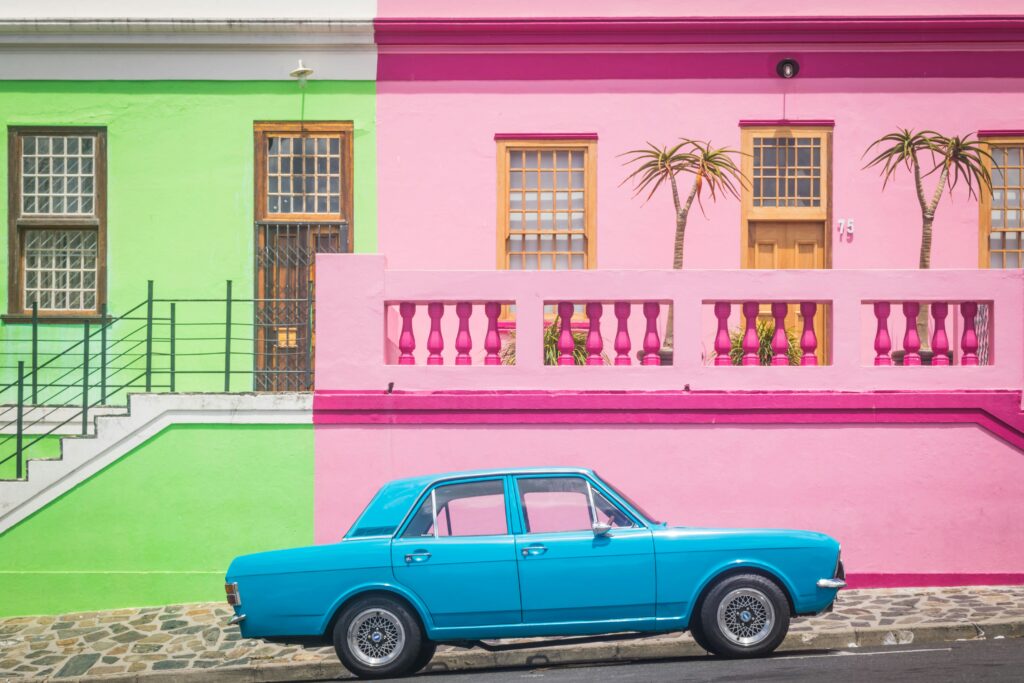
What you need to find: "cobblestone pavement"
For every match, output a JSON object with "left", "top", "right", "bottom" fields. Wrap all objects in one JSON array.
[{"left": 1, "top": 585, "right": 1023, "bottom": 680}]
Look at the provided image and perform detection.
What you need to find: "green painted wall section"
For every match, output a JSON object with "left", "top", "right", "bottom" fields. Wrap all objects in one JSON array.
[
  {"left": 0, "top": 423, "right": 313, "bottom": 617},
  {"left": 0, "top": 81, "right": 377, "bottom": 399}
]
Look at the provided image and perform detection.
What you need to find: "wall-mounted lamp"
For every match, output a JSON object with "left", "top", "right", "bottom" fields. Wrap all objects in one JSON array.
[
  {"left": 289, "top": 60, "right": 314, "bottom": 88},
  {"left": 776, "top": 58, "right": 800, "bottom": 79}
]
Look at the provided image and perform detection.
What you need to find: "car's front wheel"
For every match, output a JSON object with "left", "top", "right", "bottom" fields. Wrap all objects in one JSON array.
[
  {"left": 696, "top": 574, "right": 790, "bottom": 658},
  {"left": 333, "top": 595, "right": 426, "bottom": 679}
]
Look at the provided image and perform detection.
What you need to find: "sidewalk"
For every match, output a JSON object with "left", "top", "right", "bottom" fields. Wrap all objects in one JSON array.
[{"left": 2, "top": 585, "right": 1023, "bottom": 682}]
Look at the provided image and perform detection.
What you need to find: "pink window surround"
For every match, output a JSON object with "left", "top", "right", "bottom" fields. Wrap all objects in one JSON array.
[
  {"left": 495, "top": 133, "right": 598, "bottom": 140},
  {"left": 739, "top": 120, "right": 834, "bottom": 128},
  {"left": 979, "top": 130, "right": 1024, "bottom": 137},
  {"left": 313, "top": 390, "right": 1024, "bottom": 453}
]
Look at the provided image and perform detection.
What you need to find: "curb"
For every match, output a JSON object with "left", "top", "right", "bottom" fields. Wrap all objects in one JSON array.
[{"left": 24, "top": 618, "right": 1024, "bottom": 683}]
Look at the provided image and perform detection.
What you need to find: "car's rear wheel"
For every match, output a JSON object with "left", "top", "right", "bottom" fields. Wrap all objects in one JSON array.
[
  {"left": 697, "top": 574, "right": 790, "bottom": 659},
  {"left": 333, "top": 595, "right": 425, "bottom": 679},
  {"left": 410, "top": 640, "right": 437, "bottom": 672}
]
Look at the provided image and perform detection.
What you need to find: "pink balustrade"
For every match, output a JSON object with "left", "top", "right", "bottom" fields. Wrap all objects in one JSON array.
[{"left": 319, "top": 256, "right": 1018, "bottom": 393}]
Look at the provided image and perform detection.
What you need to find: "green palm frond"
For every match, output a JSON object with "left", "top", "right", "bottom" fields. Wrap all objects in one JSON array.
[
  {"left": 862, "top": 128, "right": 937, "bottom": 189},
  {"left": 619, "top": 139, "right": 745, "bottom": 213},
  {"left": 934, "top": 133, "right": 993, "bottom": 200}
]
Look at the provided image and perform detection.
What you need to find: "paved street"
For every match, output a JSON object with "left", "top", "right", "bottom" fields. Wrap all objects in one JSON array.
[{"left": 361, "top": 639, "right": 1024, "bottom": 683}]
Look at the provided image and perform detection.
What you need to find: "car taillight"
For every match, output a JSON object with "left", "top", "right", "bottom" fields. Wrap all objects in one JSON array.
[{"left": 225, "top": 582, "right": 241, "bottom": 607}]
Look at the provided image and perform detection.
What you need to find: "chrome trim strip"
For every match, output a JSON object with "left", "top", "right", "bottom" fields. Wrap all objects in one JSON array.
[
  {"left": 817, "top": 578, "right": 847, "bottom": 589},
  {"left": 228, "top": 614, "right": 246, "bottom": 625}
]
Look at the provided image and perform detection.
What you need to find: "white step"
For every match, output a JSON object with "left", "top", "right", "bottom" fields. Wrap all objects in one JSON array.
[
  {"left": 0, "top": 405, "right": 127, "bottom": 436},
  {"left": 0, "top": 392, "right": 311, "bottom": 534}
]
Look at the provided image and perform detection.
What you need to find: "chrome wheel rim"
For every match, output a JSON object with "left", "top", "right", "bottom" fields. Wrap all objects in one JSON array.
[
  {"left": 347, "top": 608, "right": 406, "bottom": 667},
  {"left": 716, "top": 588, "right": 775, "bottom": 646}
]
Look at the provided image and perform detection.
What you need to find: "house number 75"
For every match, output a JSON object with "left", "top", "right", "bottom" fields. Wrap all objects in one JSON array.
[{"left": 837, "top": 218, "right": 855, "bottom": 242}]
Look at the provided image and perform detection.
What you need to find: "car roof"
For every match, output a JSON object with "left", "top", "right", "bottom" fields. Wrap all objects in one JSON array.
[{"left": 344, "top": 467, "right": 596, "bottom": 539}]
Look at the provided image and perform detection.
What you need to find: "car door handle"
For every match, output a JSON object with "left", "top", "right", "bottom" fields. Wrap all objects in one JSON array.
[
  {"left": 404, "top": 551, "right": 432, "bottom": 564},
  {"left": 521, "top": 545, "right": 547, "bottom": 557}
]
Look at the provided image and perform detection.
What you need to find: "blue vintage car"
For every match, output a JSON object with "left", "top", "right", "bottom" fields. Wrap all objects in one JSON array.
[{"left": 225, "top": 467, "right": 845, "bottom": 678}]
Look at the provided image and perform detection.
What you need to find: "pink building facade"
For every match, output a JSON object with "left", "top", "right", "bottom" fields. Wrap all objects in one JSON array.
[{"left": 314, "top": 3, "right": 1024, "bottom": 588}]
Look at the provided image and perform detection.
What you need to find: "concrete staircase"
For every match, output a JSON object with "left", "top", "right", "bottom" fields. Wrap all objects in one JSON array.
[{"left": 0, "top": 392, "right": 311, "bottom": 534}]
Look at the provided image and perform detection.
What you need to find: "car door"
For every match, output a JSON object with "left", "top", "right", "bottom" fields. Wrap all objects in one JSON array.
[
  {"left": 513, "top": 474, "right": 656, "bottom": 624},
  {"left": 391, "top": 477, "right": 521, "bottom": 628}
]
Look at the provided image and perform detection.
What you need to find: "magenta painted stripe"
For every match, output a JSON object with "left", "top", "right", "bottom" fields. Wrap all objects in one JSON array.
[
  {"left": 495, "top": 133, "right": 598, "bottom": 140},
  {"left": 740, "top": 120, "right": 834, "bottom": 128},
  {"left": 378, "top": 50, "right": 1024, "bottom": 81},
  {"left": 374, "top": 17, "right": 1024, "bottom": 46},
  {"left": 313, "top": 390, "right": 1024, "bottom": 452},
  {"left": 846, "top": 574, "right": 1024, "bottom": 590},
  {"left": 979, "top": 130, "right": 1024, "bottom": 137}
]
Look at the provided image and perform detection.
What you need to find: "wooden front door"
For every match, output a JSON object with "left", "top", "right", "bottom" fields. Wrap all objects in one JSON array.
[
  {"left": 253, "top": 122, "right": 353, "bottom": 392},
  {"left": 747, "top": 221, "right": 829, "bottom": 363}
]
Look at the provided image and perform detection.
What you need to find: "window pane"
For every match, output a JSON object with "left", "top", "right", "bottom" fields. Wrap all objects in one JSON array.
[
  {"left": 752, "top": 135, "right": 822, "bottom": 208},
  {"left": 518, "top": 477, "right": 593, "bottom": 533},
  {"left": 23, "top": 229, "right": 98, "bottom": 311},
  {"left": 265, "top": 133, "right": 344, "bottom": 216},
  {"left": 403, "top": 480, "right": 507, "bottom": 538},
  {"left": 505, "top": 145, "right": 589, "bottom": 271},
  {"left": 21, "top": 134, "right": 97, "bottom": 216}
]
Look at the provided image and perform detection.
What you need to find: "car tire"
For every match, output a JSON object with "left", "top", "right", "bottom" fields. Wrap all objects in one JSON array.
[
  {"left": 697, "top": 573, "right": 790, "bottom": 659},
  {"left": 410, "top": 640, "right": 437, "bottom": 672},
  {"left": 687, "top": 612, "right": 714, "bottom": 654},
  {"left": 333, "top": 595, "right": 425, "bottom": 679}
]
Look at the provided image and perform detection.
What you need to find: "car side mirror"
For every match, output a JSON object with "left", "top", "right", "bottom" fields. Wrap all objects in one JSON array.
[{"left": 592, "top": 522, "right": 612, "bottom": 537}]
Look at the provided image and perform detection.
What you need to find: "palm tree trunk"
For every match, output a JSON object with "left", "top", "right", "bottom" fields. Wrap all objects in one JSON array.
[
  {"left": 916, "top": 162, "right": 948, "bottom": 349},
  {"left": 664, "top": 178, "right": 700, "bottom": 351}
]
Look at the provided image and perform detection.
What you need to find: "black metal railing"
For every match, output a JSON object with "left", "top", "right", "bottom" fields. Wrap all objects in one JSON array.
[{"left": 0, "top": 280, "right": 316, "bottom": 480}]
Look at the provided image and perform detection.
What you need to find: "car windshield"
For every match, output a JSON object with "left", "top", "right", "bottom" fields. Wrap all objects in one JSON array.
[{"left": 597, "top": 474, "right": 661, "bottom": 524}]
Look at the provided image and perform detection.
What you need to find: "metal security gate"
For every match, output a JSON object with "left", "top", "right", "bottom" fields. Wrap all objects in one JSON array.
[{"left": 254, "top": 222, "right": 348, "bottom": 391}]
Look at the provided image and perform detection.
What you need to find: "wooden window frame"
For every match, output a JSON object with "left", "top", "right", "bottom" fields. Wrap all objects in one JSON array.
[
  {"left": 496, "top": 138, "right": 598, "bottom": 270},
  {"left": 740, "top": 125, "right": 833, "bottom": 269},
  {"left": 5, "top": 126, "right": 108, "bottom": 323},
  {"left": 253, "top": 121, "right": 354, "bottom": 232},
  {"left": 978, "top": 135, "right": 1024, "bottom": 268}
]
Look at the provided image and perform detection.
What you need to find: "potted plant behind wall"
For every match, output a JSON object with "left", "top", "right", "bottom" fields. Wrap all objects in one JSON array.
[
  {"left": 863, "top": 130, "right": 992, "bottom": 363},
  {"left": 620, "top": 139, "right": 745, "bottom": 363}
]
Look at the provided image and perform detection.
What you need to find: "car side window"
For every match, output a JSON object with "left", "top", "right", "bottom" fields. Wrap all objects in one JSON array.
[
  {"left": 517, "top": 476, "right": 636, "bottom": 534},
  {"left": 402, "top": 479, "right": 508, "bottom": 538}
]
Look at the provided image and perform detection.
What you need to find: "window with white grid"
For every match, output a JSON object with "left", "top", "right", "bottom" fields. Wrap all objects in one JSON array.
[
  {"left": 499, "top": 141, "right": 596, "bottom": 271},
  {"left": 986, "top": 143, "right": 1024, "bottom": 269},
  {"left": 265, "top": 135, "right": 343, "bottom": 216},
  {"left": 21, "top": 134, "right": 96, "bottom": 215},
  {"left": 24, "top": 230, "right": 98, "bottom": 311},
  {"left": 8, "top": 128, "right": 105, "bottom": 317}
]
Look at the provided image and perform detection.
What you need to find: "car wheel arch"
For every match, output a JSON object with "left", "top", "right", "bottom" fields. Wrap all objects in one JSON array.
[
  {"left": 690, "top": 564, "right": 796, "bottom": 623},
  {"left": 321, "top": 586, "right": 432, "bottom": 642}
]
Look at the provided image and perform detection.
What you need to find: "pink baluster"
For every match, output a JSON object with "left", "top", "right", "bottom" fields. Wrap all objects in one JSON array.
[
  {"left": 642, "top": 302, "right": 661, "bottom": 366},
  {"left": 961, "top": 301, "right": 979, "bottom": 366},
  {"left": 614, "top": 302, "right": 631, "bottom": 366},
  {"left": 398, "top": 302, "right": 416, "bottom": 365},
  {"left": 484, "top": 302, "right": 501, "bottom": 366},
  {"left": 770, "top": 303, "right": 789, "bottom": 366},
  {"left": 557, "top": 301, "right": 575, "bottom": 366},
  {"left": 713, "top": 302, "right": 731, "bottom": 366},
  {"left": 741, "top": 301, "right": 759, "bottom": 366},
  {"left": 902, "top": 301, "right": 921, "bottom": 366},
  {"left": 800, "top": 302, "right": 818, "bottom": 366},
  {"left": 873, "top": 302, "right": 892, "bottom": 366},
  {"left": 427, "top": 302, "right": 445, "bottom": 365},
  {"left": 931, "top": 302, "right": 950, "bottom": 366},
  {"left": 455, "top": 302, "right": 473, "bottom": 365},
  {"left": 585, "top": 303, "right": 603, "bottom": 366}
]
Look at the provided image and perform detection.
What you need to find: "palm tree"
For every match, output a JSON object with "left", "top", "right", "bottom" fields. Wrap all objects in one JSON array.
[
  {"left": 863, "top": 130, "right": 992, "bottom": 269},
  {"left": 620, "top": 139, "right": 744, "bottom": 349}
]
